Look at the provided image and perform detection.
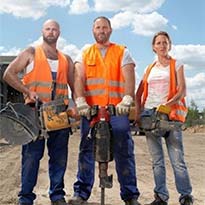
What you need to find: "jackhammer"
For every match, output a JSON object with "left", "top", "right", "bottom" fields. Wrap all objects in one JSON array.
[{"left": 88, "top": 105, "right": 115, "bottom": 205}]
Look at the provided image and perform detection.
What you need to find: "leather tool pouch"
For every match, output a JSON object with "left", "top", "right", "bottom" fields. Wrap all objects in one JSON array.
[{"left": 40, "top": 99, "right": 70, "bottom": 131}]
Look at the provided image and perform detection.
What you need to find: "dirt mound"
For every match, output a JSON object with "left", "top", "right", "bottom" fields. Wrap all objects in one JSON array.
[{"left": 184, "top": 124, "right": 205, "bottom": 133}]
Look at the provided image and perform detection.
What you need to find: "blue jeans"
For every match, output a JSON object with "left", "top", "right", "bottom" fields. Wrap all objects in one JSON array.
[
  {"left": 18, "top": 128, "right": 69, "bottom": 204},
  {"left": 145, "top": 129, "right": 192, "bottom": 202},
  {"left": 73, "top": 116, "right": 140, "bottom": 201}
]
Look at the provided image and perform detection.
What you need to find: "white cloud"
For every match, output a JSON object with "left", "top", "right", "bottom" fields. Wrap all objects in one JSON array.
[
  {"left": 93, "top": 0, "right": 165, "bottom": 13},
  {"left": 187, "top": 73, "right": 205, "bottom": 89},
  {"left": 69, "top": 0, "right": 90, "bottom": 14},
  {"left": 0, "top": 1, "right": 45, "bottom": 19},
  {"left": 30, "top": 37, "right": 81, "bottom": 59},
  {"left": 40, "top": 0, "right": 70, "bottom": 7},
  {"left": 73, "top": 0, "right": 163, "bottom": 14},
  {"left": 0, "top": 47, "right": 21, "bottom": 56},
  {"left": 69, "top": 0, "right": 169, "bottom": 38},
  {"left": 111, "top": 11, "right": 168, "bottom": 36},
  {"left": 0, "top": 0, "right": 169, "bottom": 36},
  {"left": 57, "top": 37, "right": 81, "bottom": 59},
  {"left": 0, "top": 47, "right": 4, "bottom": 52},
  {"left": 29, "top": 37, "right": 43, "bottom": 47},
  {"left": 0, "top": 37, "right": 80, "bottom": 63},
  {"left": 172, "top": 24, "right": 177, "bottom": 30},
  {"left": 171, "top": 45, "right": 205, "bottom": 73},
  {"left": 131, "top": 12, "right": 168, "bottom": 36},
  {"left": 0, "top": 0, "right": 166, "bottom": 22},
  {"left": 186, "top": 73, "right": 205, "bottom": 111},
  {"left": 169, "top": 44, "right": 205, "bottom": 110},
  {"left": 0, "top": 0, "right": 70, "bottom": 19},
  {"left": 110, "top": 11, "right": 133, "bottom": 29}
]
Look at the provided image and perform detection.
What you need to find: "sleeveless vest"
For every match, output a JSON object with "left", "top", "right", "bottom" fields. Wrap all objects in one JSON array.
[
  {"left": 142, "top": 58, "right": 187, "bottom": 122},
  {"left": 83, "top": 43, "right": 125, "bottom": 106},
  {"left": 22, "top": 46, "right": 69, "bottom": 104}
]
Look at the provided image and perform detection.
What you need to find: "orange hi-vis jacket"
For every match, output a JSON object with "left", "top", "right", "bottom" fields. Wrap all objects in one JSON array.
[
  {"left": 22, "top": 46, "right": 69, "bottom": 104},
  {"left": 142, "top": 58, "right": 188, "bottom": 122},
  {"left": 83, "top": 43, "right": 126, "bottom": 106}
]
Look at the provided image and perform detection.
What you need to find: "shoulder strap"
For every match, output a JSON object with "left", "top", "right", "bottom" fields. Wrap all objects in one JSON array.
[{"left": 142, "top": 62, "right": 156, "bottom": 105}]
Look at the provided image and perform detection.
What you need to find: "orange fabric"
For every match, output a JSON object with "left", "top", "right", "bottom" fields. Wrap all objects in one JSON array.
[
  {"left": 83, "top": 43, "right": 125, "bottom": 106},
  {"left": 141, "top": 58, "right": 187, "bottom": 122},
  {"left": 22, "top": 46, "right": 69, "bottom": 104}
]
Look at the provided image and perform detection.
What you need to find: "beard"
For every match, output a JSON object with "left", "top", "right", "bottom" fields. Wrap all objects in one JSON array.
[
  {"left": 93, "top": 32, "right": 111, "bottom": 44},
  {"left": 43, "top": 35, "right": 58, "bottom": 44}
]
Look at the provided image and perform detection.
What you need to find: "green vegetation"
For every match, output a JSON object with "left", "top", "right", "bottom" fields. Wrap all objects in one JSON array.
[{"left": 185, "top": 99, "right": 205, "bottom": 127}]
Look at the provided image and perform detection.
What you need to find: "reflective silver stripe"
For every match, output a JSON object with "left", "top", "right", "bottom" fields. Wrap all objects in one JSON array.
[
  {"left": 27, "top": 81, "right": 52, "bottom": 88},
  {"left": 109, "top": 80, "right": 125, "bottom": 88},
  {"left": 55, "top": 95, "right": 69, "bottom": 100},
  {"left": 86, "top": 89, "right": 123, "bottom": 98},
  {"left": 36, "top": 93, "right": 69, "bottom": 100},
  {"left": 27, "top": 81, "right": 68, "bottom": 92},
  {"left": 37, "top": 92, "right": 51, "bottom": 99},
  {"left": 176, "top": 109, "right": 187, "bottom": 117},
  {"left": 85, "top": 89, "right": 105, "bottom": 96},
  {"left": 86, "top": 78, "right": 105, "bottom": 85},
  {"left": 109, "top": 91, "right": 124, "bottom": 98},
  {"left": 86, "top": 79, "right": 124, "bottom": 88},
  {"left": 175, "top": 101, "right": 187, "bottom": 117},
  {"left": 56, "top": 83, "right": 68, "bottom": 90}
]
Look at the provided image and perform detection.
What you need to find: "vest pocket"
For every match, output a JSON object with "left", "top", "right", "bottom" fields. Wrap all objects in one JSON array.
[{"left": 86, "top": 64, "right": 96, "bottom": 77}]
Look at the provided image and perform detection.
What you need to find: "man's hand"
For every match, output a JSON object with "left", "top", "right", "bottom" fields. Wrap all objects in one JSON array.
[
  {"left": 75, "top": 97, "right": 91, "bottom": 118},
  {"left": 24, "top": 90, "right": 39, "bottom": 103},
  {"left": 116, "top": 95, "right": 134, "bottom": 115}
]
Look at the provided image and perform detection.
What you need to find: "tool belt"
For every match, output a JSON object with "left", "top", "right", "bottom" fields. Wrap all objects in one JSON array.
[{"left": 40, "top": 99, "right": 71, "bottom": 132}]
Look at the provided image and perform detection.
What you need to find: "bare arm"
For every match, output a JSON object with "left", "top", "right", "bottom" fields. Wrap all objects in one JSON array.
[
  {"left": 135, "top": 79, "right": 144, "bottom": 122},
  {"left": 164, "top": 65, "right": 186, "bottom": 106},
  {"left": 122, "top": 63, "right": 135, "bottom": 98},
  {"left": 3, "top": 47, "right": 35, "bottom": 98},
  {"left": 72, "top": 61, "right": 91, "bottom": 118},
  {"left": 74, "top": 62, "right": 86, "bottom": 99},
  {"left": 65, "top": 55, "right": 75, "bottom": 99}
]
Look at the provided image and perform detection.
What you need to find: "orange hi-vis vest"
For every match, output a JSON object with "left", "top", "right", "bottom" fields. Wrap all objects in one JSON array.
[
  {"left": 142, "top": 58, "right": 188, "bottom": 122},
  {"left": 83, "top": 43, "right": 125, "bottom": 106},
  {"left": 22, "top": 46, "right": 69, "bottom": 104}
]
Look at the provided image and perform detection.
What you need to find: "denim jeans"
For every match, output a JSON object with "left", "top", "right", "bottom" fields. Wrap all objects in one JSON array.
[
  {"left": 18, "top": 128, "right": 69, "bottom": 204},
  {"left": 145, "top": 129, "right": 192, "bottom": 202},
  {"left": 73, "top": 116, "right": 140, "bottom": 201}
]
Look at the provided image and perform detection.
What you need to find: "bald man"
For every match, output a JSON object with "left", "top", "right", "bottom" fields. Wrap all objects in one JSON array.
[{"left": 3, "top": 19, "right": 74, "bottom": 205}]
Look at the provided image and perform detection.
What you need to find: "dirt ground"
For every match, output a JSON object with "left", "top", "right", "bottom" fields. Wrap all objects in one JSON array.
[{"left": 0, "top": 127, "right": 204, "bottom": 205}]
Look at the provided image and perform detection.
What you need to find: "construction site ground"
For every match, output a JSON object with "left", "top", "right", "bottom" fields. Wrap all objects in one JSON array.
[{"left": 0, "top": 125, "right": 204, "bottom": 205}]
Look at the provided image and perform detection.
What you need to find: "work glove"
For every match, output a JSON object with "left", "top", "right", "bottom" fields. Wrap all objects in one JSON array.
[
  {"left": 116, "top": 95, "right": 134, "bottom": 115},
  {"left": 75, "top": 97, "right": 91, "bottom": 119}
]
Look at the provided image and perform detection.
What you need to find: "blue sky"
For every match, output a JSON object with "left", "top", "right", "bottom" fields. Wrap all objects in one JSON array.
[{"left": 0, "top": 0, "right": 205, "bottom": 110}]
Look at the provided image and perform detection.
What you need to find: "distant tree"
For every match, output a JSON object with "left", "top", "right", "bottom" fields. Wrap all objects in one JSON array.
[
  {"left": 200, "top": 108, "right": 205, "bottom": 124},
  {"left": 202, "top": 108, "right": 205, "bottom": 119},
  {"left": 185, "top": 99, "right": 200, "bottom": 126}
]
